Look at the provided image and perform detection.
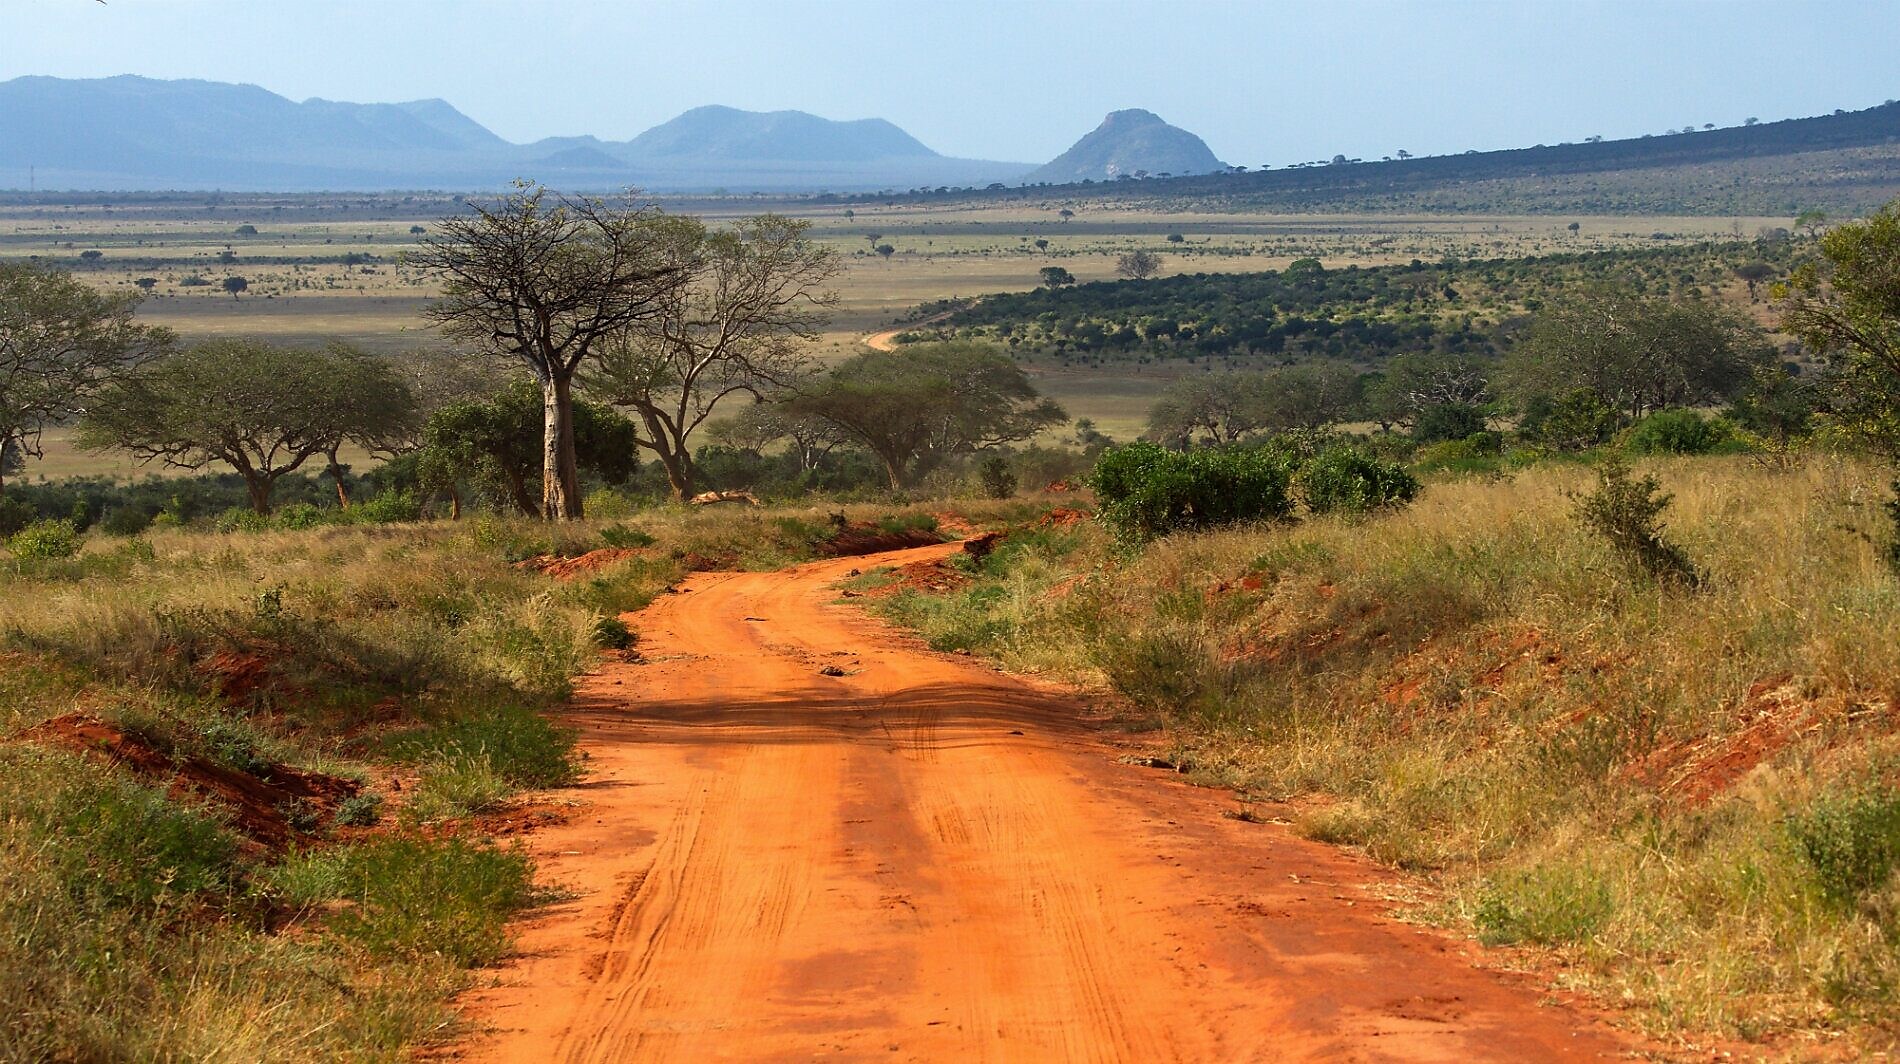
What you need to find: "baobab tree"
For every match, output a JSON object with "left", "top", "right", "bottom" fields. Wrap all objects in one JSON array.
[{"left": 409, "top": 183, "right": 689, "bottom": 519}]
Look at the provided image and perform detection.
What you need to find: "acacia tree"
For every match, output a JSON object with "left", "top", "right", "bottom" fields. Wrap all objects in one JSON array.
[
  {"left": 789, "top": 342, "right": 1066, "bottom": 489},
  {"left": 320, "top": 344, "right": 424, "bottom": 507},
  {"left": 77, "top": 340, "right": 417, "bottom": 514},
  {"left": 1146, "top": 364, "right": 1362, "bottom": 448},
  {"left": 1778, "top": 201, "right": 1900, "bottom": 453},
  {"left": 0, "top": 262, "right": 171, "bottom": 495},
  {"left": 1115, "top": 249, "right": 1163, "bottom": 280},
  {"left": 409, "top": 184, "right": 688, "bottom": 520},
  {"left": 707, "top": 396, "right": 850, "bottom": 474},
  {"left": 582, "top": 215, "right": 838, "bottom": 500},
  {"left": 1503, "top": 291, "right": 1766, "bottom": 423}
]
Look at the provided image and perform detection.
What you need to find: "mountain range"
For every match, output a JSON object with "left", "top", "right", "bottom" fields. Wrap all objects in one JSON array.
[{"left": 0, "top": 76, "right": 1226, "bottom": 192}]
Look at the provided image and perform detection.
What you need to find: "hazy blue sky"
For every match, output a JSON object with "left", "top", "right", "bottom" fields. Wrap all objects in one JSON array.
[{"left": 7, "top": 0, "right": 1897, "bottom": 164}]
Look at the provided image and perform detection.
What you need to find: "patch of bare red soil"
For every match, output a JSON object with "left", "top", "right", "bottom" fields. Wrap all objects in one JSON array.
[
  {"left": 1628, "top": 674, "right": 1833, "bottom": 808},
  {"left": 17, "top": 713, "right": 359, "bottom": 851}
]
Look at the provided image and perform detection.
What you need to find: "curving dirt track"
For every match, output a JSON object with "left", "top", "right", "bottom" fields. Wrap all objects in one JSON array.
[{"left": 455, "top": 544, "right": 1636, "bottom": 1063}]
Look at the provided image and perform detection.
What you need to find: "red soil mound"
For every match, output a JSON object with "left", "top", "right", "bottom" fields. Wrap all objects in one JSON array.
[
  {"left": 816, "top": 524, "right": 947, "bottom": 557},
  {"left": 1035, "top": 507, "right": 1090, "bottom": 529},
  {"left": 518, "top": 547, "right": 647, "bottom": 580},
  {"left": 18, "top": 713, "right": 360, "bottom": 851}
]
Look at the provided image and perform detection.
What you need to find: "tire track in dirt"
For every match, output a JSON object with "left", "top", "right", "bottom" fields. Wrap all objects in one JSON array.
[{"left": 453, "top": 544, "right": 1640, "bottom": 1062}]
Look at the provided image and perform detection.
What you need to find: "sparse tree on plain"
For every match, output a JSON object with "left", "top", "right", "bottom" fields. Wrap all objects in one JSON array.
[
  {"left": 1504, "top": 291, "right": 1767, "bottom": 423},
  {"left": 0, "top": 262, "right": 171, "bottom": 496},
  {"left": 409, "top": 183, "right": 689, "bottom": 520},
  {"left": 1038, "top": 266, "right": 1075, "bottom": 288},
  {"left": 789, "top": 342, "right": 1066, "bottom": 489},
  {"left": 1115, "top": 249, "right": 1162, "bottom": 280},
  {"left": 222, "top": 276, "right": 249, "bottom": 299},
  {"left": 582, "top": 214, "right": 839, "bottom": 501}
]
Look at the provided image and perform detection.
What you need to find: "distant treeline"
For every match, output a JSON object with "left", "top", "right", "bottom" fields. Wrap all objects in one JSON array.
[{"left": 910, "top": 240, "right": 1800, "bottom": 365}]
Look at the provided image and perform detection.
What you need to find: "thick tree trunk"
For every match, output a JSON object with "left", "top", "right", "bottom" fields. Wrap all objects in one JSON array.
[
  {"left": 541, "top": 374, "right": 583, "bottom": 520},
  {"left": 880, "top": 453, "right": 906, "bottom": 492},
  {"left": 657, "top": 446, "right": 693, "bottom": 502},
  {"left": 448, "top": 484, "right": 463, "bottom": 521},
  {"left": 246, "top": 474, "right": 274, "bottom": 515}
]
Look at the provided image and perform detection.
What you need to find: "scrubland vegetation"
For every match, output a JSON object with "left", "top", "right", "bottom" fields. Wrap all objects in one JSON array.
[{"left": 2, "top": 170, "right": 1897, "bottom": 1056}]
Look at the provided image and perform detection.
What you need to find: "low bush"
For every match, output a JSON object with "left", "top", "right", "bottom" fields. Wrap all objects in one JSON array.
[
  {"left": 379, "top": 703, "right": 579, "bottom": 790},
  {"left": 8, "top": 519, "right": 80, "bottom": 560},
  {"left": 1790, "top": 788, "right": 1900, "bottom": 911},
  {"left": 1087, "top": 441, "right": 1293, "bottom": 544},
  {"left": 1295, "top": 447, "right": 1420, "bottom": 515},
  {"left": 1625, "top": 409, "right": 1736, "bottom": 455},
  {"left": 591, "top": 616, "right": 635, "bottom": 650},
  {"left": 1570, "top": 458, "right": 1702, "bottom": 587},
  {"left": 1475, "top": 863, "right": 1616, "bottom": 946},
  {"left": 978, "top": 455, "right": 1019, "bottom": 499}
]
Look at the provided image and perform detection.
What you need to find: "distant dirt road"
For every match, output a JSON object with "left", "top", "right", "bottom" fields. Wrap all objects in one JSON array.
[{"left": 455, "top": 544, "right": 1635, "bottom": 1062}]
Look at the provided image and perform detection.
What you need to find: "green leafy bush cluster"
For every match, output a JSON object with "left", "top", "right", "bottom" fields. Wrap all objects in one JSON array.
[
  {"left": 1295, "top": 448, "right": 1420, "bottom": 514},
  {"left": 1789, "top": 788, "right": 1900, "bottom": 910},
  {"left": 8, "top": 519, "right": 80, "bottom": 559},
  {"left": 1624, "top": 409, "right": 1736, "bottom": 455},
  {"left": 1086, "top": 441, "right": 1293, "bottom": 544}
]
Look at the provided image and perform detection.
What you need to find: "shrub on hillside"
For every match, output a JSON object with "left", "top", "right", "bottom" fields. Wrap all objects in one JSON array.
[
  {"left": 1296, "top": 448, "right": 1420, "bottom": 515},
  {"left": 1625, "top": 409, "right": 1736, "bottom": 455},
  {"left": 1086, "top": 441, "right": 1292, "bottom": 544},
  {"left": 1570, "top": 458, "right": 1701, "bottom": 587},
  {"left": 1789, "top": 788, "right": 1900, "bottom": 910}
]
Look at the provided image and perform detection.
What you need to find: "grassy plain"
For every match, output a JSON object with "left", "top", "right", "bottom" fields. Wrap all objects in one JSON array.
[{"left": 0, "top": 192, "right": 1791, "bottom": 475}]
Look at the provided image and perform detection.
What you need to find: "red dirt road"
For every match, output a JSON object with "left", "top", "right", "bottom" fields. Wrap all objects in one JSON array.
[{"left": 455, "top": 544, "right": 1635, "bottom": 1062}]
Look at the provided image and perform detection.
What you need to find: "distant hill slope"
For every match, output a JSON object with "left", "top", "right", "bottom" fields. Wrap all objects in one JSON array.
[
  {"left": 1026, "top": 109, "right": 1226, "bottom": 183},
  {"left": 625, "top": 105, "right": 937, "bottom": 162},
  {"left": 0, "top": 76, "right": 1031, "bottom": 192},
  {"left": 867, "top": 100, "right": 1900, "bottom": 216}
]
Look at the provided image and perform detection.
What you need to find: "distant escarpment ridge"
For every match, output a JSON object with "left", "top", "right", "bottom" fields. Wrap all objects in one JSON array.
[{"left": 0, "top": 77, "right": 1033, "bottom": 192}]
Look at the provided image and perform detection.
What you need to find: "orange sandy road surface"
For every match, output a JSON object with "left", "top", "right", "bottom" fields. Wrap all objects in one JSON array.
[{"left": 454, "top": 543, "right": 1637, "bottom": 1063}]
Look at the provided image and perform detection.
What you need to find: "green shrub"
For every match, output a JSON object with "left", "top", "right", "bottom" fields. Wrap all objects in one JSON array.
[
  {"left": 402, "top": 755, "right": 511, "bottom": 823},
  {"left": 273, "top": 502, "right": 332, "bottom": 530},
  {"left": 591, "top": 616, "right": 635, "bottom": 650},
  {"left": 215, "top": 507, "right": 271, "bottom": 534},
  {"left": 598, "top": 524, "right": 656, "bottom": 549},
  {"left": 1525, "top": 389, "right": 1619, "bottom": 450},
  {"left": 1885, "top": 479, "right": 1900, "bottom": 576},
  {"left": 1571, "top": 458, "right": 1701, "bottom": 587},
  {"left": 351, "top": 492, "right": 420, "bottom": 524},
  {"left": 1087, "top": 441, "right": 1293, "bottom": 544},
  {"left": 335, "top": 793, "right": 383, "bottom": 827},
  {"left": 97, "top": 506, "right": 154, "bottom": 536},
  {"left": 1625, "top": 409, "right": 1735, "bottom": 455},
  {"left": 265, "top": 837, "right": 533, "bottom": 966},
  {"left": 1, "top": 749, "right": 239, "bottom": 911},
  {"left": 978, "top": 455, "right": 1019, "bottom": 499},
  {"left": 1296, "top": 448, "right": 1420, "bottom": 515},
  {"left": 0, "top": 495, "right": 34, "bottom": 537},
  {"left": 8, "top": 519, "right": 80, "bottom": 560},
  {"left": 1789, "top": 789, "right": 1900, "bottom": 910},
  {"left": 1413, "top": 402, "right": 1489, "bottom": 443}
]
